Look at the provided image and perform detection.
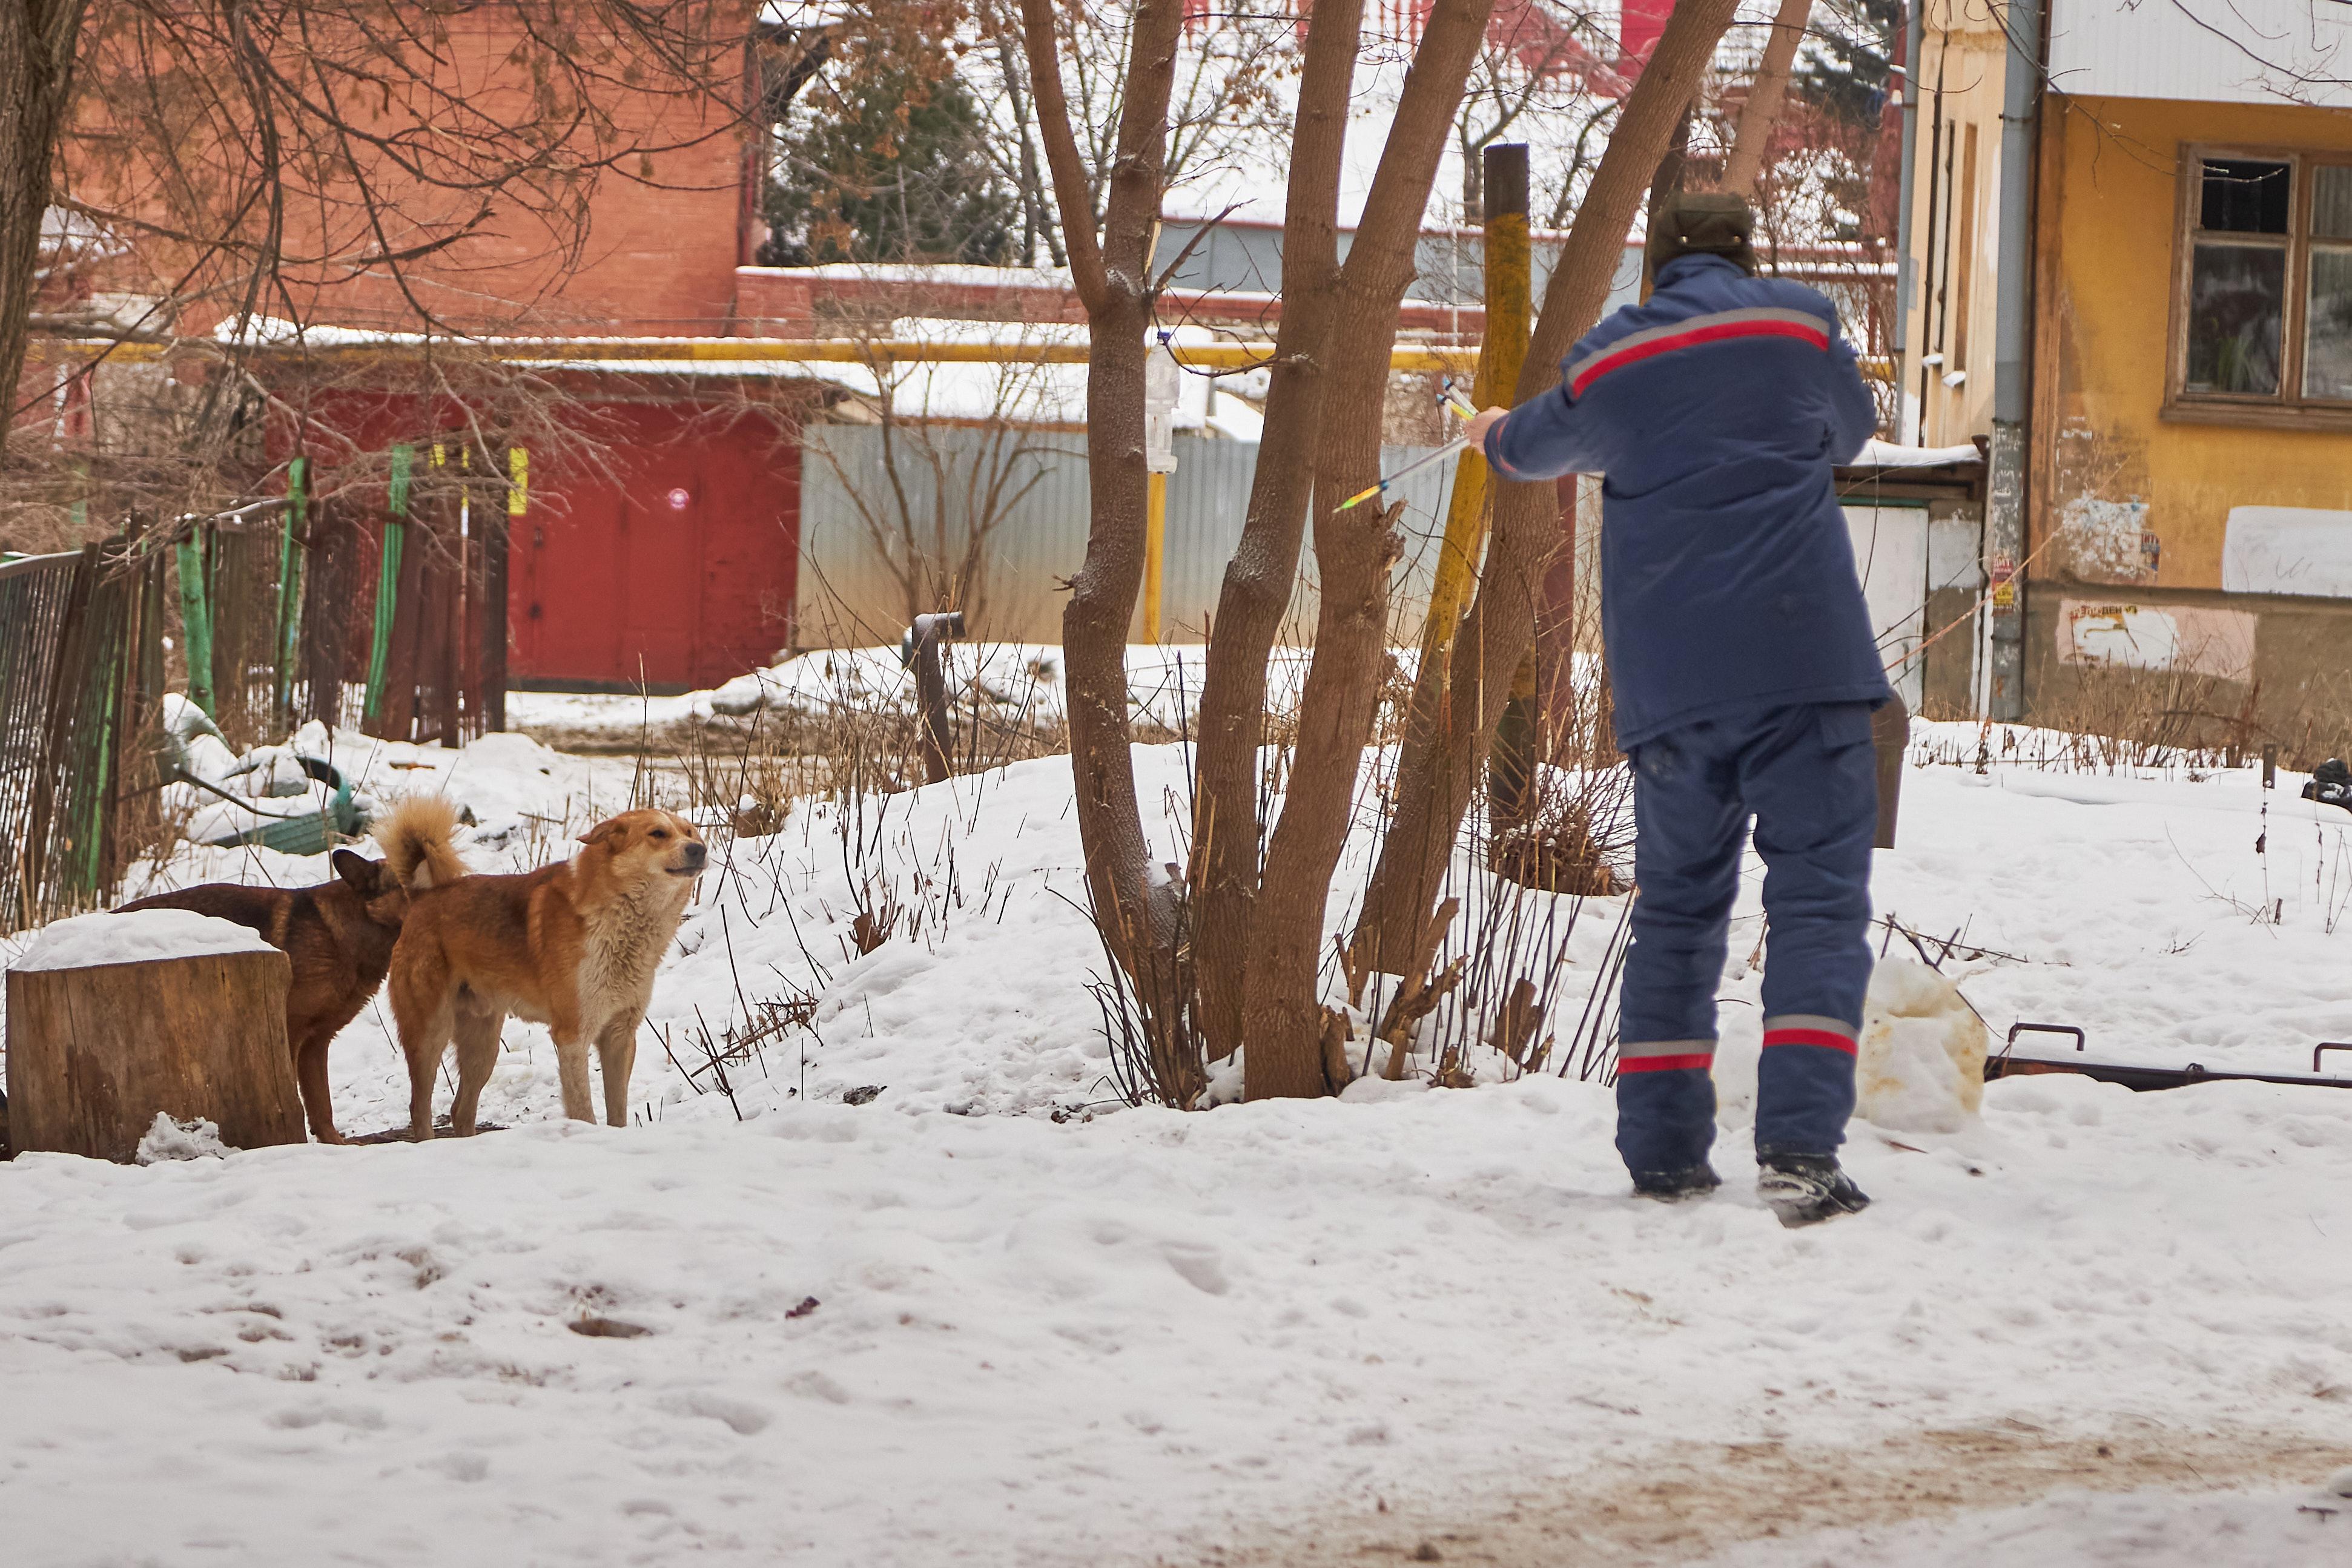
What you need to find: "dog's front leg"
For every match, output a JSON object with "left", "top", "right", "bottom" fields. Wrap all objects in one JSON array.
[
  {"left": 595, "top": 1015, "right": 639, "bottom": 1128},
  {"left": 294, "top": 1030, "right": 347, "bottom": 1145},
  {"left": 553, "top": 1032, "right": 598, "bottom": 1121},
  {"left": 546, "top": 984, "right": 597, "bottom": 1122}
]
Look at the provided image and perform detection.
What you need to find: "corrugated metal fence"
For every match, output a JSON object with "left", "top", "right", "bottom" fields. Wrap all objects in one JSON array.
[{"left": 798, "top": 427, "right": 1461, "bottom": 645}]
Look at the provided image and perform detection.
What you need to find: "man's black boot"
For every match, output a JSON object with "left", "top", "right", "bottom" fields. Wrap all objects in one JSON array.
[
  {"left": 1631, "top": 1164, "right": 1722, "bottom": 1203},
  {"left": 1756, "top": 1154, "right": 1870, "bottom": 1227}
]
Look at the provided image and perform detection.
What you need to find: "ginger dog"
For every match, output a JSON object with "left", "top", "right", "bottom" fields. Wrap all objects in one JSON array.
[
  {"left": 386, "top": 808, "right": 705, "bottom": 1139},
  {"left": 118, "top": 796, "right": 466, "bottom": 1143}
]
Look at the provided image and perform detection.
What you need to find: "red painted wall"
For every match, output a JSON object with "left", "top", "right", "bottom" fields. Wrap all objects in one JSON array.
[
  {"left": 266, "top": 389, "right": 800, "bottom": 693},
  {"left": 1618, "top": 0, "right": 1671, "bottom": 62},
  {"left": 512, "top": 404, "right": 800, "bottom": 691}
]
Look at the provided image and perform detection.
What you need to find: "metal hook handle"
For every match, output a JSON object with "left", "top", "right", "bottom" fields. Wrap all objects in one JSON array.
[{"left": 2006, "top": 1022, "right": 2086, "bottom": 1054}]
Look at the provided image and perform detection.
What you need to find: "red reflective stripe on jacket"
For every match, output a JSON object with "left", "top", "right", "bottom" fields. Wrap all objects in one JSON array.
[{"left": 1569, "top": 316, "right": 1830, "bottom": 397}]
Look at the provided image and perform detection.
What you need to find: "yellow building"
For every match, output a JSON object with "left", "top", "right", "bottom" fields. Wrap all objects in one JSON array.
[{"left": 1904, "top": 0, "right": 2352, "bottom": 726}]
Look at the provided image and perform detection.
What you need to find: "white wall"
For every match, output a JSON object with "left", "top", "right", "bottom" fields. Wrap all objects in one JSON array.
[{"left": 2049, "top": 0, "right": 2352, "bottom": 108}]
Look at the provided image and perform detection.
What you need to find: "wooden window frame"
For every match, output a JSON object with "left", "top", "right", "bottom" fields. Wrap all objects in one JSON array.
[{"left": 2164, "top": 142, "right": 2352, "bottom": 432}]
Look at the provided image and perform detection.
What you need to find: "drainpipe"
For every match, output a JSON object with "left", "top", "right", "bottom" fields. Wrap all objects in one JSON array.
[
  {"left": 1984, "top": 0, "right": 2043, "bottom": 722},
  {"left": 1894, "top": 0, "right": 1924, "bottom": 444}
]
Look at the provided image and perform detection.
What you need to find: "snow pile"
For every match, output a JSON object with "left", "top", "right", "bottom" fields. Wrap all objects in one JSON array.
[
  {"left": 160, "top": 699, "right": 371, "bottom": 848},
  {"left": 698, "top": 642, "right": 1061, "bottom": 721},
  {"left": 133, "top": 1112, "right": 232, "bottom": 1165},
  {"left": 515, "top": 642, "right": 1327, "bottom": 736},
  {"left": 1855, "top": 957, "right": 1989, "bottom": 1134},
  {"left": 162, "top": 692, "right": 242, "bottom": 782},
  {"left": 12, "top": 908, "right": 276, "bottom": 972}
]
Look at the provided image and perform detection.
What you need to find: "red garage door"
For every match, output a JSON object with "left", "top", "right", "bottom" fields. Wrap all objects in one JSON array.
[{"left": 512, "top": 404, "right": 799, "bottom": 691}]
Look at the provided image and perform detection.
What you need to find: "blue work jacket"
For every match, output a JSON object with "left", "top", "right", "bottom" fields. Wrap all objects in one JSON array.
[{"left": 1485, "top": 252, "right": 1891, "bottom": 749}]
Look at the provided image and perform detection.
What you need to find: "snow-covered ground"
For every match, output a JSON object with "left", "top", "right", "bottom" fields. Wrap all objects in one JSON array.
[{"left": 5, "top": 726, "right": 2352, "bottom": 1564}]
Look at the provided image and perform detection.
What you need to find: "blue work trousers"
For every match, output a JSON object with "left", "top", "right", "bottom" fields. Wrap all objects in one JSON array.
[{"left": 1615, "top": 701, "right": 1878, "bottom": 1178}]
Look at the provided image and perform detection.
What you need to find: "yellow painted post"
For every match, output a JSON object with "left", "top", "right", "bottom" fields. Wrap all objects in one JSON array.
[
  {"left": 1419, "top": 144, "right": 1531, "bottom": 672},
  {"left": 1145, "top": 470, "right": 1168, "bottom": 642},
  {"left": 1143, "top": 337, "right": 1180, "bottom": 643}
]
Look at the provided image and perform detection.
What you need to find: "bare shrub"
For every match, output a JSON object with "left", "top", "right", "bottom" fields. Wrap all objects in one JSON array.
[{"left": 1913, "top": 657, "right": 2352, "bottom": 777}]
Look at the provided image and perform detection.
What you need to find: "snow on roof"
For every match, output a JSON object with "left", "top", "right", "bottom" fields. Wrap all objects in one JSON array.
[
  {"left": 214, "top": 314, "right": 1263, "bottom": 434},
  {"left": 879, "top": 317, "right": 1088, "bottom": 349},
  {"left": 1850, "top": 439, "right": 1984, "bottom": 470},
  {"left": 742, "top": 262, "right": 1078, "bottom": 291}
]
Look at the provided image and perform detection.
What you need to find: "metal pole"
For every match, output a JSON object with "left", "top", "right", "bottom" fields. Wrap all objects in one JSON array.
[
  {"left": 1984, "top": 0, "right": 2043, "bottom": 721},
  {"left": 1143, "top": 470, "right": 1166, "bottom": 642},
  {"left": 275, "top": 456, "right": 306, "bottom": 729},
  {"left": 1894, "top": 0, "right": 1924, "bottom": 444},
  {"left": 1143, "top": 337, "right": 1178, "bottom": 641},
  {"left": 1476, "top": 147, "right": 1541, "bottom": 830},
  {"left": 175, "top": 533, "right": 216, "bottom": 717},
  {"left": 903, "top": 610, "right": 965, "bottom": 785},
  {"left": 1417, "top": 144, "right": 1530, "bottom": 693}
]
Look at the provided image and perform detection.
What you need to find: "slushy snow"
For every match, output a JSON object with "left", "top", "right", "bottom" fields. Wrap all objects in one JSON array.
[{"left": 133, "top": 1112, "right": 232, "bottom": 1165}]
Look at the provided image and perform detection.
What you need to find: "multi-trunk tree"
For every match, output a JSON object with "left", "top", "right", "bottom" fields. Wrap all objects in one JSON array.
[{"left": 1027, "top": 0, "right": 1758, "bottom": 1099}]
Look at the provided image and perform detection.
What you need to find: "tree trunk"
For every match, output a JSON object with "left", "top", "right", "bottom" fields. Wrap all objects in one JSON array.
[
  {"left": 1186, "top": 0, "right": 1365, "bottom": 1062},
  {"left": 1020, "top": 0, "right": 1187, "bottom": 1009},
  {"left": 6, "top": 948, "right": 303, "bottom": 1161},
  {"left": 1239, "top": 0, "right": 1498, "bottom": 1100},
  {"left": 1719, "top": 0, "right": 1813, "bottom": 200},
  {"left": 1398, "top": 144, "right": 1534, "bottom": 844},
  {"left": 1351, "top": 0, "right": 1746, "bottom": 972},
  {"left": 0, "top": 1, "right": 91, "bottom": 466}
]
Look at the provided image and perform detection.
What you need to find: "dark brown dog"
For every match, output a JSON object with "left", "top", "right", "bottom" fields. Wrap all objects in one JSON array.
[
  {"left": 388, "top": 808, "right": 705, "bottom": 1139},
  {"left": 119, "top": 796, "right": 466, "bottom": 1143}
]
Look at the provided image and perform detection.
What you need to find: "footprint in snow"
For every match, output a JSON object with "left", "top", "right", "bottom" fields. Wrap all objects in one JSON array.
[
  {"left": 1162, "top": 1242, "right": 1231, "bottom": 1296},
  {"left": 662, "top": 1391, "right": 774, "bottom": 1435}
]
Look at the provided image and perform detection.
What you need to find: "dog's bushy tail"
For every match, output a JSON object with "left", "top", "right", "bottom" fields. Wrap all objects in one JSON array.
[{"left": 375, "top": 796, "right": 467, "bottom": 890}]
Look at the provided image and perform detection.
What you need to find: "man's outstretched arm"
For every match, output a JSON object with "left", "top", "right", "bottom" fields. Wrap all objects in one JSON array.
[
  {"left": 1469, "top": 378, "right": 1604, "bottom": 483},
  {"left": 1825, "top": 324, "right": 1879, "bottom": 463}
]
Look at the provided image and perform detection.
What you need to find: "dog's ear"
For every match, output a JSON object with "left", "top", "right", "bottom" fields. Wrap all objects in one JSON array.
[
  {"left": 331, "top": 848, "right": 382, "bottom": 894},
  {"left": 579, "top": 819, "right": 623, "bottom": 848}
]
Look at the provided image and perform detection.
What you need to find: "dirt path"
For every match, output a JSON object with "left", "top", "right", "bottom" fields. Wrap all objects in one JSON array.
[{"left": 1184, "top": 1422, "right": 2350, "bottom": 1567}]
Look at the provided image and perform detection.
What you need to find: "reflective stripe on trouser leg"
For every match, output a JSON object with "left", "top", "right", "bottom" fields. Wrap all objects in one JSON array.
[
  {"left": 1614, "top": 1038, "right": 1717, "bottom": 1178},
  {"left": 1756, "top": 1013, "right": 1858, "bottom": 1159},
  {"left": 1739, "top": 702, "right": 1876, "bottom": 1158}
]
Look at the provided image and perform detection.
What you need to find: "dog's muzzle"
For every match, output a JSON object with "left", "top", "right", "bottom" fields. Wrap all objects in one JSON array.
[{"left": 671, "top": 842, "right": 709, "bottom": 875}]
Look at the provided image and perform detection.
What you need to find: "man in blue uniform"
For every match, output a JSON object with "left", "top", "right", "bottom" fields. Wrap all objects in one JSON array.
[{"left": 1465, "top": 193, "right": 1888, "bottom": 1227}]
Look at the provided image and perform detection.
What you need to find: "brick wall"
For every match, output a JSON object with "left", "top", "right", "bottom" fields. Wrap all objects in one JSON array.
[{"left": 62, "top": 11, "right": 750, "bottom": 340}]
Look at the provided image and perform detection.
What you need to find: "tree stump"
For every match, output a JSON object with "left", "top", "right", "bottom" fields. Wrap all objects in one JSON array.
[{"left": 5, "top": 949, "right": 304, "bottom": 1161}]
